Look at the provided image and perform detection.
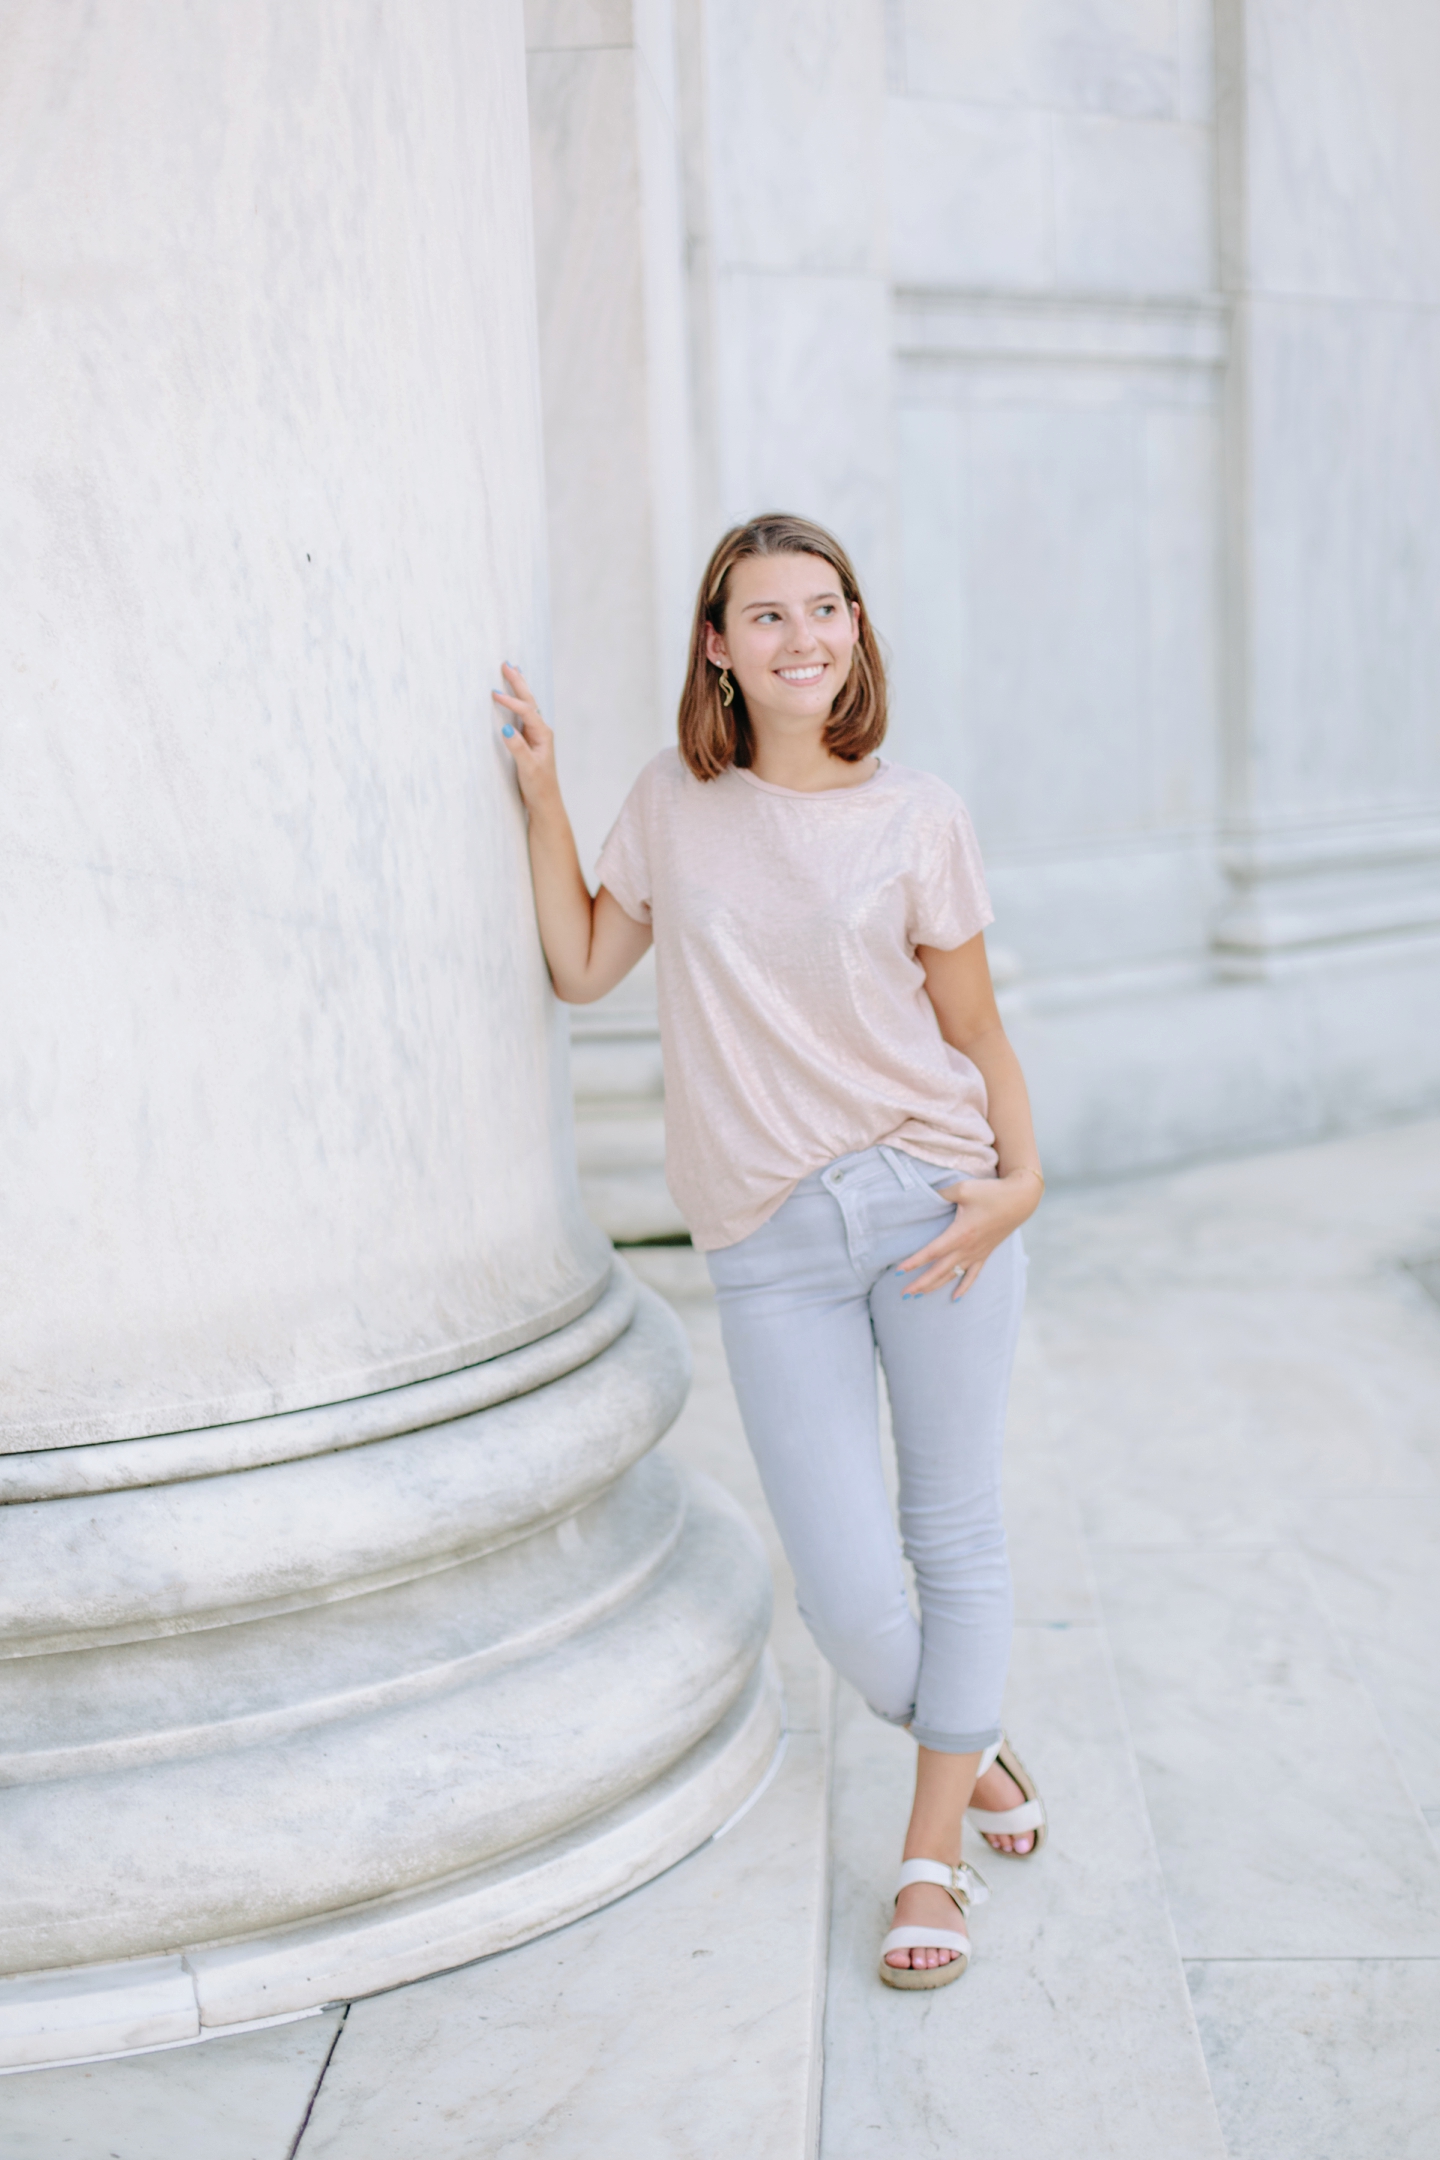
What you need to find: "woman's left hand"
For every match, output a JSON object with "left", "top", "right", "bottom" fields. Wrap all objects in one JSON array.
[{"left": 895, "top": 1172, "right": 1042, "bottom": 1300}]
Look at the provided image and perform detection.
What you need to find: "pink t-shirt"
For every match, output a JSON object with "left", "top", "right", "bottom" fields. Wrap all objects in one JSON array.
[{"left": 595, "top": 750, "right": 998, "bottom": 1250}]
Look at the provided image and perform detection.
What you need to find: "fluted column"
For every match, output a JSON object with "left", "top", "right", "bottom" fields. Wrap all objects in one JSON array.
[
  {"left": 0, "top": 0, "right": 774, "bottom": 2070},
  {"left": 1213, "top": 0, "right": 1440, "bottom": 973}
]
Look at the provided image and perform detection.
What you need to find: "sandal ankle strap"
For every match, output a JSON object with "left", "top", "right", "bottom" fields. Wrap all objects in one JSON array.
[{"left": 894, "top": 1858, "right": 990, "bottom": 1909}]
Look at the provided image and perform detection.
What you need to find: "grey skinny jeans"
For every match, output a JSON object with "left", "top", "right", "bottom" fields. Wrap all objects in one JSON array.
[{"left": 706, "top": 1144, "right": 1027, "bottom": 1753}]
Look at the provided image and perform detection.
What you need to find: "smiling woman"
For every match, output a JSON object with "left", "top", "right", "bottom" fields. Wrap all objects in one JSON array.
[
  {"left": 678, "top": 512, "right": 886, "bottom": 782},
  {"left": 494, "top": 511, "right": 1050, "bottom": 1990}
]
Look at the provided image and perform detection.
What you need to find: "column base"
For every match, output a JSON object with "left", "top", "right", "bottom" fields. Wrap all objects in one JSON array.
[{"left": 0, "top": 1654, "right": 782, "bottom": 2072}]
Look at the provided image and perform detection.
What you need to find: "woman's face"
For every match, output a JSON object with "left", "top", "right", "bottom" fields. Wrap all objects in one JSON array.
[{"left": 705, "top": 551, "right": 860, "bottom": 729}]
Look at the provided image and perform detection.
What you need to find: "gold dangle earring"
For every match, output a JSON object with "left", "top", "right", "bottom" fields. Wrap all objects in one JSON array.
[{"left": 718, "top": 668, "right": 735, "bottom": 708}]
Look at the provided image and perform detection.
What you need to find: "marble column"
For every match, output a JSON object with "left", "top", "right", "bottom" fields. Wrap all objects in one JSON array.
[
  {"left": 0, "top": 0, "right": 775, "bottom": 2071},
  {"left": 1213, "top": 0, "right": 1440, "bottom": 987}
]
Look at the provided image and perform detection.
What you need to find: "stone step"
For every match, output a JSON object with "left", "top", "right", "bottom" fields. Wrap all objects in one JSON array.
[
  {"left": 296, "top": 1691, "right": 828, "bottom": 2158},
  {"left": 821, "top": 1641, "right": 1226, "bottom": 2158},
  {"left": 0, "top": 2009, "right": 346, "bottom": 2159},
  {"left": 817, "top": 1292, "right": 1229, "bottom": 2155}
]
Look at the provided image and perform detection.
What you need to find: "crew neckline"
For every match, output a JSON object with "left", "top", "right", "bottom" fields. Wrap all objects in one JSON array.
[{"left": 733, "top": 756, "right": 888, "bottom": 801}]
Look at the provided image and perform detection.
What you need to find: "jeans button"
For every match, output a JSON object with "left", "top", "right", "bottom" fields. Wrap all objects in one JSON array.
[{"left": 832, "top": 1170, "right": 844, "bottom": 1183}]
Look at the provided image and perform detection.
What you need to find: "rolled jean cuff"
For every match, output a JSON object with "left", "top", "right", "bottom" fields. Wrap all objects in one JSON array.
[{"left": 909, "top": 1722, "right": 1003, "bottom": 1755}]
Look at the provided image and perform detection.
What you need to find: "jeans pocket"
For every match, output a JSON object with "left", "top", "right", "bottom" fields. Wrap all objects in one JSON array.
[{"left": 882, "top": 1146, "right": 970, "bottom": 1198}]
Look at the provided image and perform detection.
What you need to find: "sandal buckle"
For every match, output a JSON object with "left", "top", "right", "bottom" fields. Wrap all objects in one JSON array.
[{"left": 952, "top": 1862, "right": 990, "bottom": 1909}]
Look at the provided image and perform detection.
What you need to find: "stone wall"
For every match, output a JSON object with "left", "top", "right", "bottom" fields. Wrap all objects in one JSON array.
[{"left": 530, "top": 0, "right": 1440, "bottom": 1225}]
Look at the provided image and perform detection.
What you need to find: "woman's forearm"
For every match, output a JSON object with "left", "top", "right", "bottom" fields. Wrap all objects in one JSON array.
[
  {"left": 525, "top": 796, "right": 653, "bottom": 1002},
  {"left": 917, "top": 937, "right": 1043, "bottom": 1196},
  {"left": 525, "top": 793, "right": 600, "bottom": 999},
  {"left": 963, "top": 1023, "right": 1043, "bottom": 1185},
  {"left": 495, "top": 662, "right": 651, "bottom": 1003}
]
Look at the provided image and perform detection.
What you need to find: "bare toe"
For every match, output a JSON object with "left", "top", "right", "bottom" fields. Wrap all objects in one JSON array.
[
  {"left": 975, "top": 1760, "right": 1036, "bottom": 1855},
  {"left": 888, "top": 1882, "right": 970, "bottom": 1973}
]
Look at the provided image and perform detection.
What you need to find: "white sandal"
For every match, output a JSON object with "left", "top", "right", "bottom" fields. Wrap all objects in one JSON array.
[
  {"left": 877, "top": 1858, "right": 989, "bottom": 1991},
  {"left": 966, "top": 1735, "right": 1047, "bottom": 1856}
]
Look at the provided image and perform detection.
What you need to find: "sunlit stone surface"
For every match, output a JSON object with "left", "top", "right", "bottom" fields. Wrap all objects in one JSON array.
[{"left": 0, "top": 0, "right": 774, "bottom": 2069}]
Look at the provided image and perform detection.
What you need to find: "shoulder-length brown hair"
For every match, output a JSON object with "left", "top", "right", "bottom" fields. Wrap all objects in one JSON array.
[{"left": 677, "top": 513, "right": 888, "bottom": 780}]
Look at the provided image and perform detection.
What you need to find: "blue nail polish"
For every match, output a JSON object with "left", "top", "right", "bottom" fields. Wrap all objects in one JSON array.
[{"left": 502, "top": 724, "right": 514, "bottom": 737}]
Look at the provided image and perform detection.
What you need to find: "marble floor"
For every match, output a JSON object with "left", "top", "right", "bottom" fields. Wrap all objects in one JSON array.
[{"left": 5, "top": 1118, "right": 1439, "bottom": 2157}]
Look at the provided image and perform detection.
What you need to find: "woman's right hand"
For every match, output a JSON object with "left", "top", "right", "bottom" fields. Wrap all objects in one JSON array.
[
  {"left": 493, "top": 664, "right": 560, "bottom": 814},
  {"left": 489, "top": 663, "right": 653, "bottom": 1002}
]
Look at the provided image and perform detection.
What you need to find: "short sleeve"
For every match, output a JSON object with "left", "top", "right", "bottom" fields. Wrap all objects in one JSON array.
[
  {"left": 594, "top": 776, "right": 653, "bottom": 925},
  {"left": 911, "top": 801, "right": 994, "bottom": 950}
]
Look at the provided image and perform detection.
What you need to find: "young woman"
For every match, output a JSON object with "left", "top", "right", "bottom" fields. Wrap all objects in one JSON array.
[{"left": 496, "top": 512, "right": 1047, "bottom": 1991}]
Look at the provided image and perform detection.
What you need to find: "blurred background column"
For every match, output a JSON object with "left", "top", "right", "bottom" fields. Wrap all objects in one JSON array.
[
  {"left": 1213, "top": 0, "right": 1440, "bottom": 1082},
  {"left": 526, "top": 0, "right": 696, "bottom": 1237}
]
